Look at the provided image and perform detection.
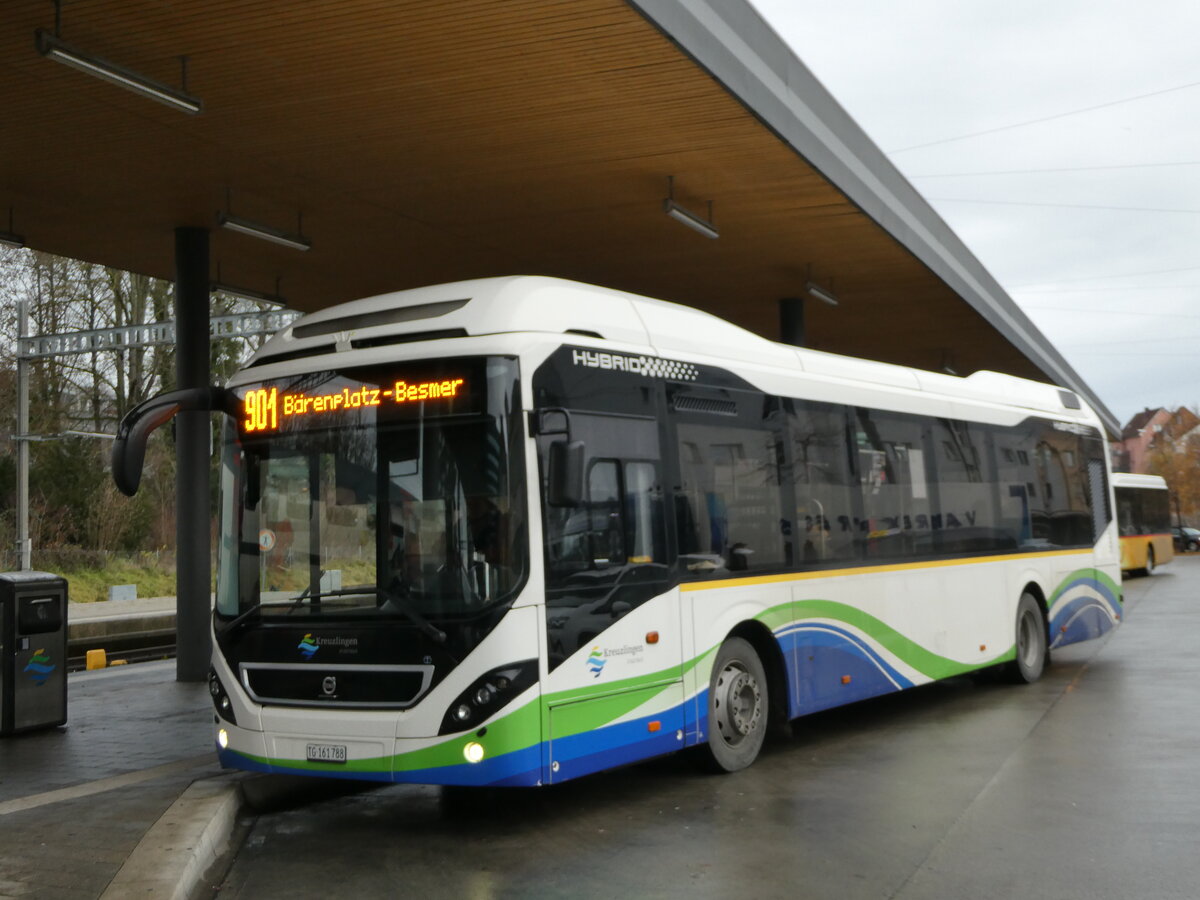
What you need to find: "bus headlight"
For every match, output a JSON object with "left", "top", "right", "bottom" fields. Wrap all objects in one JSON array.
[
  {"left": 439, "top": 659, "right": 538, "bottom": 735},
  {"left": 217, "top": 728, "right": 229, "bottom": 750},
  {"left": 208, "top": 668, "right": 237, "bottom": 725}
]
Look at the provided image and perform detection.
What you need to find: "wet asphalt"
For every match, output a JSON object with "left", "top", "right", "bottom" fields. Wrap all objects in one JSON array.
[{"left": 214, "top": 557, "right": 1200, "bottom": 900}]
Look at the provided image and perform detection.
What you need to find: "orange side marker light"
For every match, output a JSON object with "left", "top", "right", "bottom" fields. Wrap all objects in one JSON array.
[
  {"left": 648, "top": 720, "right": 661, "bottom": 733},
  {"left": 646, "top": 631, "right": 659, "bottom": 645},
  {"left": 841, "top": 675, "right": 852, "bottom": 685}
]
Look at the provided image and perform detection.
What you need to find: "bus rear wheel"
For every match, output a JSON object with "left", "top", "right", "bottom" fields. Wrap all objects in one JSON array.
[
  {"left": 703, "top": 637, "right": 768, "bottom": 772},
  {"left": 1144, "top": 546, "right": 1156, "bottom": 576},
  {"left": 1008, "top": 592, "right": 1047, "bottom": 684}
]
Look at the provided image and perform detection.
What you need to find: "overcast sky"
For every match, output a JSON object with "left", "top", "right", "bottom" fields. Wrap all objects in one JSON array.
[{"left": 750, "top": 0, "right": 1200, "bottom": 429}]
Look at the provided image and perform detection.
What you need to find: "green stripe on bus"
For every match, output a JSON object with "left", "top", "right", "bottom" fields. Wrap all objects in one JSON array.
[
  {"left": 1049, "top": 567, "right": 1119, "bottom": 605},
  {"left": 789, "top": 599, "right": 1013, "bottom": 678}
]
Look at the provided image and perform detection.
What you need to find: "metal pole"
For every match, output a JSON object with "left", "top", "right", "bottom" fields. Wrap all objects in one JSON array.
[
  {"left": 779, "top": 297, "right": 805, "bottom": 348},
  {"left": 16, "top": 299, "right": 31, "bottom": 571},
  {"left": 174, "top": 226, "right": 210, "bottom": 682}
]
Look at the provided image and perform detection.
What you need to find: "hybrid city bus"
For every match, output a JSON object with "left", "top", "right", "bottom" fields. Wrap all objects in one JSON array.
[
  {"left": 113, "top": 276, "right": 1122, "bottom": 786},
  {"left": 1112, "top": 472, "right": 1173, "bottom": 575}
]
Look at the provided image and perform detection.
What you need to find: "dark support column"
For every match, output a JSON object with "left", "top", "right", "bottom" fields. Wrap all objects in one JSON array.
[
  {"left": 779, "top": 297, "right": 805, "bottom": 348},
  {"left": 174, "top": 227, "right": 210, "bottom": 682}
]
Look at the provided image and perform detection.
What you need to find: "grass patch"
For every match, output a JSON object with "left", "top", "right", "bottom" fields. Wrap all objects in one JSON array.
[
  {"left": 35, "top": 551, "right": 178, "bottom": 604},
  {"left": 29, "top": 550, "right": 377, "bottom": 604}
]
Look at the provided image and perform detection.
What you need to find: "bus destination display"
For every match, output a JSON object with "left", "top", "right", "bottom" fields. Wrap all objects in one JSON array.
[{"left": 242, "top": 377, "right": 467, "bottom": 433}]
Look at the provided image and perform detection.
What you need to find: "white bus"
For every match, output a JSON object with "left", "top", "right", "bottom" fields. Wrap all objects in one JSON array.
[{"left": 114, "top": 276, "right": 1122, "bottom": 785}]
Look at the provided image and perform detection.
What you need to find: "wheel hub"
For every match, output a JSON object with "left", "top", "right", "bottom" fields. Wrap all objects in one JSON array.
[{"left": 715, "top": 663, "right": 761, "bottom": 743}]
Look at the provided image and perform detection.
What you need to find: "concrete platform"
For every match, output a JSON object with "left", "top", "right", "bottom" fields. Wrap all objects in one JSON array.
[
  {"left": 0, "top": 660, "right": 224, "bottom": 899},
  {"left": 3, "top": 559, "right": 1197, "bottom": 899}
]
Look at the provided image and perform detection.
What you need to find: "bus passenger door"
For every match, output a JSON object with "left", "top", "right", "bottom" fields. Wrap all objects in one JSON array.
[{"left": 538, "top": 412, "right": 684, "bottom": 782}]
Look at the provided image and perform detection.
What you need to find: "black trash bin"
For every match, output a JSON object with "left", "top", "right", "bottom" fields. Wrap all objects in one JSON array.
[{"left": 1, "top": 571, "right": 68, "bottom": 735}]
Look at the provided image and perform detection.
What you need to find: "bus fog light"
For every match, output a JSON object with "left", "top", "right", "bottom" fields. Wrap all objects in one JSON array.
[
  {"left": 464, "top": 741, "right": 485, "bottom": 764},
  {"left": 217, "top": 728, "right": 229, "bottom": 750},
  {"left": 473, "top": 686, "right": 493, "bottom": 706}
]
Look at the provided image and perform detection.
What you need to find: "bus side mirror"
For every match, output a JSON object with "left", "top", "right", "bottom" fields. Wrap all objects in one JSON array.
[
  {"left": 112, "top": 386, "right": 239, "bottom": 496},
  {"left": 532, "top": 407, "right": 571, "bottom": 438},
  {"left": 547, "top": 440, "right": 585, "bottom": 507}
]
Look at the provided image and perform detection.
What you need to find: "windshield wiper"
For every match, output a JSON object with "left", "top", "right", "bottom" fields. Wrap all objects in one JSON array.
[
  {"left": 217, "top": 599, "right": 307, "bottom": 636},
  {"left": 218, "top": 572, "right": 329, "bottom": 635},
  {"left": 369, "top": 586, "right": 448, "bottom": 645},
  {"left": 218, "top": 586, "right": 447, "bottom": 645}
]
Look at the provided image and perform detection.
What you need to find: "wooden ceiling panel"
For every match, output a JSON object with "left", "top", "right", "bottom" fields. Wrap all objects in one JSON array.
[{"left": 1, "top": 0, "right": 1055, "bottom": 388}]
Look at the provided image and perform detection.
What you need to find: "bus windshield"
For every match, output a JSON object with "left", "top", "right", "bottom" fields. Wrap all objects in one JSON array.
[{"left": 216, "top": 357, "right": 527, "bottom": 628}]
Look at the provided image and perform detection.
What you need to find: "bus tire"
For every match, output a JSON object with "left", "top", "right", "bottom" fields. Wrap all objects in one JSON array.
[
  {"left": 702, "top": 637, "right": 768, "bottom": 772},
  {"left": 1144, "top": 546, "right": 1155, "bottom": 576},
  {"left": 1008, "top": 592, "right": 1047, "bottom": 684}
]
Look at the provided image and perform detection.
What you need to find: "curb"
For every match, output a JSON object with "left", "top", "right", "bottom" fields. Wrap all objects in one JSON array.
[
  {"left": 100, "top": 774, "right": 242, "bottom": 900},
  {"left": 96, "top": 770, "right": 383, "bottom": 898}
]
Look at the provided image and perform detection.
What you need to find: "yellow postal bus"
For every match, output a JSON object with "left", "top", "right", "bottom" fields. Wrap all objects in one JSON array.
[{"left": 1112, "top": 473, "right": 1173, "bottom": 575}]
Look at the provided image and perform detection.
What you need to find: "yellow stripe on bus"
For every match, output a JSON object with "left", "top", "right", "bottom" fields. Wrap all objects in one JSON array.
[{"left": 679, "top": 548, "right": 1094, "bottom": 592}]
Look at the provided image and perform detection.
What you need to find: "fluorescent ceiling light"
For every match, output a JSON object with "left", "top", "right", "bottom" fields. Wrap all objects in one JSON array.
[
  {"left": 35, "top": 29, "right": 202, "bottom": 115},
  {"left": 663, "top": 176, "right": 719, "bottom": 239},
  {"left": 663, "top": 199, "right": 719, "bottom": 239},
  {"left": 211, "top": 282, "right": 286, "bottom": 307},
  {"left": 805, "top": 281, "right": 839, "bottom": 306},
  {"left": 218, "top": 213, "right": 311, "bottom": 252}
]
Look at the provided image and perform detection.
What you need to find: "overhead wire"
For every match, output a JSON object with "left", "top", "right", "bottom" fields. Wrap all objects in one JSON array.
[
  {"left": 1015, "top": 305, "right": 1200, "bottom": 321},
  {"left": 908, "top": 161, "right": 1200, "bottom": 178},
  {"left": 888, "top": 76, "right": 1200, "bottom": 154},
  {"left": 1009, "top": 263, "right": 1200, "bottom": 288},
  {"left": 927, "top": 197, "right": 1200, "bottom": 214},
  {"left": 1015, "top": 285, "right": 1200, "bottom": 294}
]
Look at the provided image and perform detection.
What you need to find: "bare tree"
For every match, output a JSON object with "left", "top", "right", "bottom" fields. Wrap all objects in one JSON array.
[{"left": 1, "top": 248, "right": 280, "bottom": 555}]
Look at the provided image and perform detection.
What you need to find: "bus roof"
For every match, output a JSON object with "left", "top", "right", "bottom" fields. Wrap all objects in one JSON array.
[
  {"left": 253, "top": 275, "right": 1094, "bottom": 422},
  {"left": 1111, "top": 473, "right": 1169, "bottom": 490}
]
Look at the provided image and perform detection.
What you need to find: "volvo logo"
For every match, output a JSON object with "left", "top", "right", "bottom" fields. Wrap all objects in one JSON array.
[{"left": 321, "top": 675, "right": 338, "bottom": 696}]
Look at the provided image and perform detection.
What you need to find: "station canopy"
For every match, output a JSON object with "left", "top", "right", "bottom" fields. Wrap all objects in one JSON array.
[{"left": 1, "top": 0, "right": 1116, "bottom": 432}]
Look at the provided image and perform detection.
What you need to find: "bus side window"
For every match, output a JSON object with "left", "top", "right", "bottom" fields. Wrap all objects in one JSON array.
[
  {"left": 855, "top": 409, "right": 934, "bottom": 559},
  {"left": 625, "top": 461, "right": 664, "bottom": 565},
  {"left": 585, "top": 460, "right": 623, "bottom": 567},
  {"left": 580, "top": 458, "right": 664, "bottom": 570},
  {"left": 789, "top": 401, "right": 857, "bottom": 564},
  {"left": 674, "top": 420, "right": 786, "bottom": 575}
]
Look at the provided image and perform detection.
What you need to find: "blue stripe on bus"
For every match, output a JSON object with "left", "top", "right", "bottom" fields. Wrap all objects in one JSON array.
[
  {"left": 776, "top": 624, "right": 913, "bottom": 717},
  {"left": 1049, "top": 575, "right": 1121, "bottom": 648},
  {"left": 217, "top": 742, "right": 545, "bottom": 787},
  {"left": 394, "top": 744, "right": 544, "bottom": 787},
  {"left": 1049, "top": 597, "right": 1119, "bottom": 648},
  {"left": 548, "top": 707, "right": 686, "bottom": 783}
]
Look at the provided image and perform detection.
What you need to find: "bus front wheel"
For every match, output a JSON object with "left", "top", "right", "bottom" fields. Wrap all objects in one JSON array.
[
  {"left": 703, "top": 637, "right": 768, "bottom": 772},
  {"left": 1008, "top": 592, "right": 1047, "bottom": 684}
]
